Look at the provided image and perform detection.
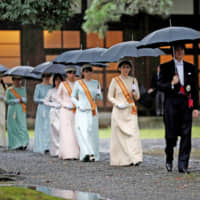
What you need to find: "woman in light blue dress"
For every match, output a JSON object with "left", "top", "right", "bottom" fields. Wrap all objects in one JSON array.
[
  {"left": 6, "top": 76, "right": 29, "bottom": 150},
  {"left": 71, "top": 64, "right": 102, "bottom": 162},
  {"left": 33, "top": 73, "right": 52, "bottom": 153}
]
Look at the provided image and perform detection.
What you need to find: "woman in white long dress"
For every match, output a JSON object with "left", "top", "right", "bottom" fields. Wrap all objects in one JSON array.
[
  {"left": 44, "top": 74, "right": 63, "bottom": 156},
  {"left": 0, "top": 77, "right": 6, "bottom": 147},
  {"left": 71, "top": 64, "right": 102, "bottom": 162},
  {"left": 107, "top": 58, "right": 143, "bottom": 166},
  {"left": 57, "top": 66, "right": 79, "bottom": 160}
]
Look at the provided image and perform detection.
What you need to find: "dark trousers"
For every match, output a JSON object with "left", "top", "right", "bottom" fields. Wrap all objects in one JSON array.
[
  {"left": 164, "top": 95, "right": 192, "bottom": 170},
  {"left": 155, "top": 91, "right": 164, "bottom": 116},
  {"left": 165, "top": 133, "right": 191, "bottom": 170}
]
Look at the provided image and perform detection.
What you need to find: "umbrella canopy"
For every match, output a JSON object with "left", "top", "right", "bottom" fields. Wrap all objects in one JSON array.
[
  {"left": 137, "top": 26, "right": 200, "bottom": 49},
  {"left": 33, "top": 62, "right": 81, "bottom": 77},
  {"left": 43, "top": 64, "right": 81, "bottom": 77},
  {"left": 90, "top": 62, "right": 108, "bottom": 67},
  {"left": 33, "top": 62, "right": 53, "bottom": 73},
  {"left": 74, "top": 48, "right": 107, "bottom": 64},
  {"left": 53, "top": 48, "right": 107, "bottom": 64},
  {"left": 3, "top": 66, "right": 41, "bottom": 79},
  {"left": 0, "top": 64, "right": 8, "bottom": 73},
  {"left": 53, "top": 49, "right": 83, "bottom": 64},
  {"left": 95, "top": 41, "right": 165, "bottom": 63}
]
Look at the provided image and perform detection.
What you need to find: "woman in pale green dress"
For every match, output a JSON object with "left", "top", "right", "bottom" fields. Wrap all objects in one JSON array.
[
  {"left": 0, "top": 77, "right": 6, "bottom": 147},
  {"left": 71, "top": 64, "right": 102, "bottom": 162},
  {"left": 6, "top": 76, "right": 29, "bottom": 150}
]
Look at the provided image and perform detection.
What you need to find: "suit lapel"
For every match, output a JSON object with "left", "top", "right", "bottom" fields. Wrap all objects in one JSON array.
[{"left": 170, "top": 60, "right": 176, "bottom": 76}]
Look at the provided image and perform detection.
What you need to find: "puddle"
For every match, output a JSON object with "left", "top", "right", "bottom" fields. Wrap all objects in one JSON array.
[
  {"left": 30, "top": 185, "right": 109, "bottom": 200},
  {"left": 0, "top": 185, "right": 110, "bottom": 200}
]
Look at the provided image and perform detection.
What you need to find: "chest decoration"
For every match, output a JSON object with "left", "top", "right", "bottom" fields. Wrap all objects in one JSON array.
[{"left": 186, "top": 84, "right": 191, "bottom": 92}]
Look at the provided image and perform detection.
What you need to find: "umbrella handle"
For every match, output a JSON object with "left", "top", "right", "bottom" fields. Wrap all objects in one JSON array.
[{"left": 169, "top": 17, "right": 177, "bottom": 74}]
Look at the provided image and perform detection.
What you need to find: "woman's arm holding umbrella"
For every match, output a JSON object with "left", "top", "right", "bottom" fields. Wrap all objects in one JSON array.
[
  {"left": 107, "top": 78, "right": 119, "bottom": 106},
  {"left": 33, "top": 84, "right": 44, "bottom": 104}
]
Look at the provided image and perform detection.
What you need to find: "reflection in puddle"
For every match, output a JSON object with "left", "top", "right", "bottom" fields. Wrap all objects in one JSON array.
[{"left": 28, "top": 185, "right": 110, "bottom": 200}]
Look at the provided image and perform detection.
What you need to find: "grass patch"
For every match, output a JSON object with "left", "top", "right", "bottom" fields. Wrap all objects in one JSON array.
[
  {"left": 0, "top": 186, "right": 66, "bottom": 200},
  {"left": 27, "top": 126, "right": 200, "bottom": 139},
  {"left": 99, "top": 126, "right": 200, "bottom": 139}
]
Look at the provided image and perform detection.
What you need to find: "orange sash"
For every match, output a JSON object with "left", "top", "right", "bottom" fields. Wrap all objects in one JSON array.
[
  {"left": 114, "top": 76, "right": 137, "bottom": 114},
  {"left": 9, "top": 87, "right": 26, "bottom": 113},
  {"left": 63, "top": 81, "right": 76, "bottom": 113},
  {"left": 78, "top": 80, "right": 96, "bottom": 115}
]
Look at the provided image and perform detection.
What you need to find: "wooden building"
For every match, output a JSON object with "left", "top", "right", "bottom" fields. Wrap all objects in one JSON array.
[{"left": 0, "top": 0, "right": 200, "bottom": 117}]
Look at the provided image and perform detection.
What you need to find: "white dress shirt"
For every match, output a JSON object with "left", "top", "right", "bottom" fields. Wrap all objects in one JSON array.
[{"left": 174, "top": 59, "right": 184, "bottom": 86}]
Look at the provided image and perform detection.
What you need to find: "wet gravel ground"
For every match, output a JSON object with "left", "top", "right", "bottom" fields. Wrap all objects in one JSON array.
[{"left": 1, "top": 138, "right": 200, "bottom": 200}]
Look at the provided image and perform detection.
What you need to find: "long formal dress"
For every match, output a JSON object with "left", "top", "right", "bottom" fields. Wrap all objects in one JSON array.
[
  {"left": 44, "top": 87, "right": 60, "bottom": 156},
  {"left": 33, "top": 83, "right": 52, "bottom": 153},
  {"left": 107, "top": 75, "right": 143, "bottom": 166},
  {"left": 6, "top": 86, "right": 29, "bottom": 149},
  {"left": 57, "top": 81, "right": 79, "bottom": 159},
  {"left": 0, "top": 84, "right": 6, "bottom": 147},
  {"left": 71, "top": 79, "right": 102, "bottom": 161}
]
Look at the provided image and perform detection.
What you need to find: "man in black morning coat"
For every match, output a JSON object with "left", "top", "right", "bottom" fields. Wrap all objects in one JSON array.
[
  {"left": 148, "top": 65, "right": 165, "bottom": 116},
  {"left": 158, "top": 43, "right": 199, "bottom": 173}
]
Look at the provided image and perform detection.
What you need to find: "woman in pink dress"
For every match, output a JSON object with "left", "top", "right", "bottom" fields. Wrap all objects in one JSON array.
[{"left": 57, "top": 66, "right": 80, "bottom": 159}]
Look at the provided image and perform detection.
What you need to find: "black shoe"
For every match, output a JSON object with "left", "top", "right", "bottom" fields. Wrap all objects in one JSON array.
[
  {"left": 17, "top": 147, "right": 24, "bottom": 150},
  {"left": 22, "top": 146, "right": 27, "bottom": 150},
  {"left": 179, "top": 168, "right": 190, "bottom": 174},
  {"left": 83, "top": 155, "right": 90, "bottom": 162},
  {"left": 166, "top": 163, "right": 173, "bottom": 172},
  {"left": 44, "top": 150, "right": 49, "bottom": 154},
  {"left": 134, "top": 162, "right": 142, "bottom": 166}
]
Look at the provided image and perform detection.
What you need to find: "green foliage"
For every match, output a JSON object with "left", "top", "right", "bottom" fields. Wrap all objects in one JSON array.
[
  {"left": 82, "top": 0, "right": 173, "bottom": 38},
  {"left": 0, "top": 0, "right": 77, "bottom": 31}
]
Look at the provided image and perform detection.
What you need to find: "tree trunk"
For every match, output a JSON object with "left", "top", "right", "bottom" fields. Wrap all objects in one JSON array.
[{"left": 21, "top": 24, "right": 45, "bottom": 119}]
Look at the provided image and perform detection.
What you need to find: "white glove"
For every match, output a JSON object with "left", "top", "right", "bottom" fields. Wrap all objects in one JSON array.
[
  {"left": 39, "top": 99, "right": 44, "bottom": 104},
  {"left": 132, "top": 84, "right": 137, "bottom": 91},
  {"left": 132, "top": 84, "right": 137, "bottom": 95},
  {"left": 64, "top": 104, "right": 74, "bottom": 109},
  {"left": 14, "top": 99, "right": 20, "bottom": 103},
  {"left": 117, "top": 104, "right": 126, "bottom": 109},
  {"left": 78, "top": 106, "right": 86, "bottom": 111},
  {"left": 53, "top": 103, "right": 61, "bottom": 109},
  {"left": 21, "top": 97, "right": 26, "bottom": 102},
  {"left": 96, "top": 88, "right": 101, "bottom": 96}
]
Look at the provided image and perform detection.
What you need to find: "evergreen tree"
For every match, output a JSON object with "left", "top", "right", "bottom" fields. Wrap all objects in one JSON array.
[
  {"left": 0, "top": 0, "right": 77, "bottom": 31},
  {"left": 82, "top": 0, "right": 173, "bottom": 38}
]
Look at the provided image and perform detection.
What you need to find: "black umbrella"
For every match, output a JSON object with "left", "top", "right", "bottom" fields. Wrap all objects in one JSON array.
[
  {"left": 74, "top": 48, "right": 107, "bottom": 64},
  {"left": 53, "top": 48, "right": 107, "bottom": 64},
  {"left": 0, "top": 64, "right": 8, "bottom": 73},
  {"left": 33, "top": 62, "right": 53, "bottom": 73},
  {"left": 53, "top": 49, "right": 83, "bottom": 64},
  {"left": 95, "top": 41, "right": 165, "bottom": 63},
  {"left": 43, "top": 64, "right": 81, "bottom": 77},
  {"left": 3, "top": 66, "right": 41, "bottom": 80},
  {"left": 33, "top": 62, "right": 81, "bottom": 77},
  {"left": 137, "top": 26, "right": 200, "bottom": 49}
]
